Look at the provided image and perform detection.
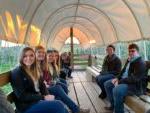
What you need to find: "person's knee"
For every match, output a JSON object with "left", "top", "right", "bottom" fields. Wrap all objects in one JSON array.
[
  {"left": 113, "top": 85, "right": 127, "bottom": 97},
  {"left": 53, "top": 100, "right": 68, "bottom": 113},
  {"left": 96, "top": 75, "right": 102, "bottom": 83},
  {"left": 44, "top": 100, "right": 65, "bottom": 110},
  {"left": 51, "top": 100, "right": 65, "bottom": 108},
  {"left": 55, "top": 84, "right": 62, "bottom": 90},
  {"left": 104, "top": 80, "right": 111, "bottom": 88}
]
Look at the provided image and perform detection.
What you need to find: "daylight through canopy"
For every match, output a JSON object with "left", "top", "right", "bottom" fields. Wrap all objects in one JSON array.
[{"left": 0, "top": 0, "right": 150, "bottom": 50}]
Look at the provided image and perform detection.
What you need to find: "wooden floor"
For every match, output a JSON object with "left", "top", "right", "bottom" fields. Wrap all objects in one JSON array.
[{"left": 68, "top": 71, "right": 134, "bottom": 113}]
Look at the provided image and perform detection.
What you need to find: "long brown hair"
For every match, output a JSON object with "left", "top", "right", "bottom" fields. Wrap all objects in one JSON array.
[
  {"left": 47, "top": 50, "right": 59, "bottom": 76},
  {"left": 20, "top": 47, "right": 40, "bottom": 81},
  {"left": 35, "top": 45, "right": 49, "bottom": 74},
  {"left": 53, "top": 50, "right": 60, "bottom": 74}
]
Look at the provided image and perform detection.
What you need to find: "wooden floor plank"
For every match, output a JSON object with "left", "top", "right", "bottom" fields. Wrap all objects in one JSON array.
[
  {"left": 72, "top": 72, "right": 78, "bottom": 77},
  {"left": 77, "top": 71, "right": 88, "bottom": 82},
  {"left": 77, "top": 71, "right": 92, "bottom": 82},
  {"left": 72, "top": 72, "right": 80, "bottom": 83},
  {"left": 74, "top": 82, "right": 96, "bottom": 113},
  {"left": 91, "top": 82, "right": 102, "bottom": 95},
  {"left": 68, "top": 83, "right": 78, "bottom": 105},
  {"left": 82, "top": 82, "right": 109, "bottom": 113}
]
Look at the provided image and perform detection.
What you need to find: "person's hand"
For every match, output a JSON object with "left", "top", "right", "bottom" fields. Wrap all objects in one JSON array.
[
  {"left": 43, "top": 81, "right": 49, "bottom": 88},
  {"left": 112, "top": 78, "right": 118, "bottom": 86},
  {"left": 44, "top": 95, "right": 55, "bottom": 101}
]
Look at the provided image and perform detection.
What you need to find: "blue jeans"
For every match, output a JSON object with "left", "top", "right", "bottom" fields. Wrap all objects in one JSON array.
[
  {"left": 56, "top": 78, "right": 68, "bottom": 94},
  {"left": 48, "top": 85, "right": 79, "bottom": 113},
  {"left": 104, "top": 80, "right": 128, "bottom": 113},
  {"left": 24, "top": 100, "right": 68, "bottom": 113},
  {"left": 96, "top": 74, "right": 115, "bottom": 96},
  {"left": 59, "top": 78, "right": 67, "bottom": 85}
]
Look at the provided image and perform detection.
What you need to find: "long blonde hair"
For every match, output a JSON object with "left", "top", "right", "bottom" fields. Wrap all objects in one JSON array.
[
  {"left": 47, "top": 50, "right": 59, "bottom": 77},
  {"left": 35, "top": 45, "right": 49, "bottom": 75},
  {"left": 20, "top": 47, "right": 40, "bottom": 81},
  {"left": 53, "top": 50, "right": 60, "bottom": 75}
]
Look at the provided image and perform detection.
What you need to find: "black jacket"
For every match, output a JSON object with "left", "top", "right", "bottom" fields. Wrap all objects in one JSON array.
[
  {"left": 11, "top": 66, "right": 49, "bottom": 113},
  {"left": 101, "top": 54, "right": 122, "bottom": 76},
  {"left": 118, "top": 57, "right": 147, "bottom": 96}
]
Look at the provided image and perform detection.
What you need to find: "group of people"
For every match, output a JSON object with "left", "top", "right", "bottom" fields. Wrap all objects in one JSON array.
[
  {"left": 9, "top": 46, "right": 90, "bottom": 113},
  {"left": 96, "top": 44, "right": 148, "bottom": 113},
  {"left": 60, "top": 52, "right": 73, "bottom": 79},
  {"left": 0, "top": 43, "right": 149, "bottom": 113}
]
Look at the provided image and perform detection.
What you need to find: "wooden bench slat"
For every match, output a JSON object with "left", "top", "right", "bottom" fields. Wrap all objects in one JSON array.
[
  {"left": 74, "top": 82, "right": 96, "bottom": 113},
  {"left": 139, "top": 95, "right": 150, "bottom": 104},
  {"left": 82, "top": 82, "right": 107, "bottom": 113},
  {"left": 125, "top": 96, "right": 150, "bottom": 113},
  {"left": 0, "top": 72, "right": 11, "bottom": 86},
  {"left": 7, "top": 92, "right": 15, "bottom": 103}
]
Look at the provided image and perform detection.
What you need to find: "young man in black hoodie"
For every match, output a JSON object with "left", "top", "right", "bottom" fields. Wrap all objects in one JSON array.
[{"left": 96, "top": 45, "right": 122, "bottom": 99}]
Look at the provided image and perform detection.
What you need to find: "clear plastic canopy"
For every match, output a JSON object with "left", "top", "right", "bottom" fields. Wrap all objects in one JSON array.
[{"left": 0, "top": 0, "right": 150, "bottom": 49}]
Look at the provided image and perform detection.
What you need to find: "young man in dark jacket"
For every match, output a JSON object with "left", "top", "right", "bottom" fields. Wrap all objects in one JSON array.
[
  {"left": 96, "top": 45, "right": 122, "bottom": 99},
  {"left": 104, "top": 44, "right": 147, "bottom": 113}
]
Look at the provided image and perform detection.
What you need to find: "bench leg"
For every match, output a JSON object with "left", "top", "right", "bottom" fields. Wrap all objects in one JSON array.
[{"left": 92, "top": 76, "right": 96, "bottom": 82}]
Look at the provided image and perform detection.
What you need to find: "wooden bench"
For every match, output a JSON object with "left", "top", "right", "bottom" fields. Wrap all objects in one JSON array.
[
  {"left": 86, "top": 61, "right": 150, "bottom": 113},
  {"left": 86, "top": 65, "right": 101, "bottom": 81},
  {"left": 0, "top": 71, "right": 15, "bottom": 105}
]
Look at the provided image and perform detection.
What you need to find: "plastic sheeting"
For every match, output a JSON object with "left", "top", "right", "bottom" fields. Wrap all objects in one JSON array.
[{"left": 0, "top": 0, "right": 150, "bottom": 49}]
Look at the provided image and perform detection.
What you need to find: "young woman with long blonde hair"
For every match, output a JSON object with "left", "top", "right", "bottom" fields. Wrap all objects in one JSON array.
[{"left": 47, "top": 50, "right": 68, "bottom": 93}]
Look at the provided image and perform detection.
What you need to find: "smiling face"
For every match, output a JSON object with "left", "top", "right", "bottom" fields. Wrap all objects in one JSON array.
[
  {"left": 106, "top": 47, "right": 114, "bottom": 56},
  {"left": 128, "top": 48, "right": 138, "bottom": 58},
  {"left": 36, "top": 48, "right": 46, "bottom": 61},
  {"left": 47, "top": 52, "right": 54, "bottom": 63},
  {"left": 54, "top": 52, "right": 59, "bottom": 61},
  {"left": 22, "top": 50, "right": 35, "bottom": 68},
  {"left": 128, "top": 44, "right": 139, "bottom": 58}
]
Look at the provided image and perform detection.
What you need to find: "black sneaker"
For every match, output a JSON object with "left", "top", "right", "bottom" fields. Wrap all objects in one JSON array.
[
  {"left": 104, "top": 106, "right": 113, "bottom": 111},
  {"left": 68, "top": 76, "right": 73, "bottom": 79},
  {"left": 98, "top": 93, "right": 106, "bottom": 99}
]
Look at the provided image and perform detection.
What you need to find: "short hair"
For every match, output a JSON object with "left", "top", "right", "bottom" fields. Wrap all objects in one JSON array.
[
  {"left": 47, "top": 49, "right": 53, "bottom": 53},
  {"left": 107, "top": 44, "right": 115, "bottom": 51},
  {"left": 53, "top": 49, "right": 58, "bottom": 53},
  {"left": 128, "top": 43, "right": 139, "bottom": 52},
  {"left": 35, "top": 45, "right": 45, "bottom": 52}
]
